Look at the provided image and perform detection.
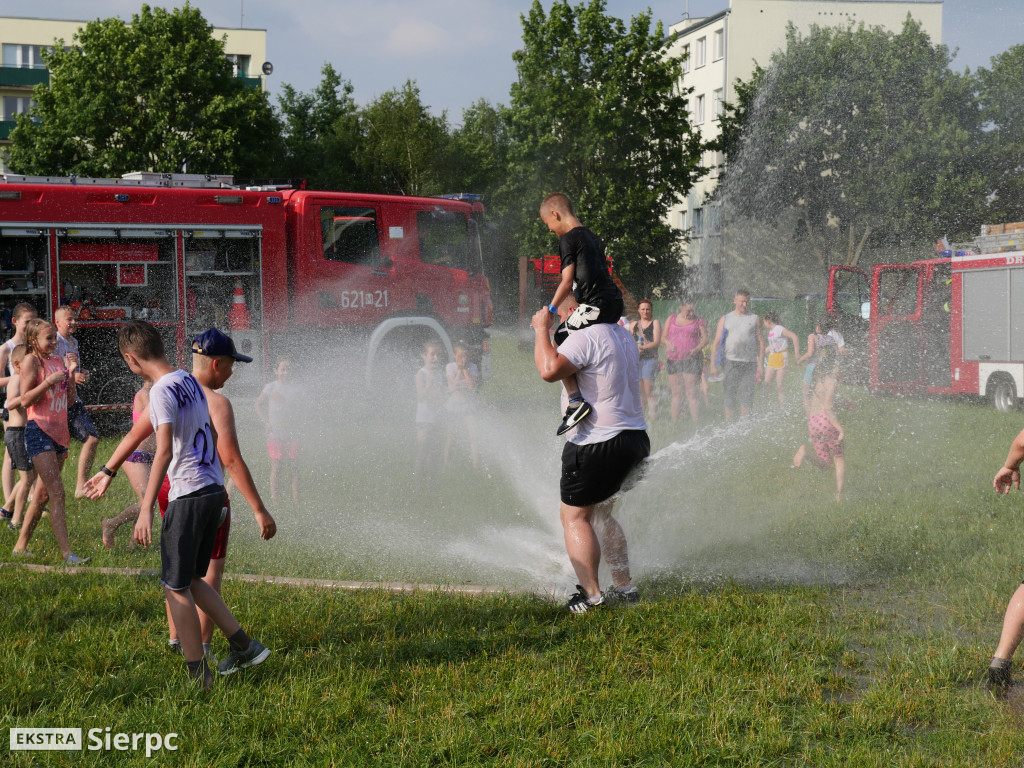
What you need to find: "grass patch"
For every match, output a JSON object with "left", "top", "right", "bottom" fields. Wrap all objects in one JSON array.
[{"left": 3, "top": 332, "right": 1024, "bottom": 764}]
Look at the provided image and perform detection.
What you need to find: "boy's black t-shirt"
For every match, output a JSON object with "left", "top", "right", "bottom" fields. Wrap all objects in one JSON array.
[{"left": 559, "top": 226, "right": 622, "bottom": 308}]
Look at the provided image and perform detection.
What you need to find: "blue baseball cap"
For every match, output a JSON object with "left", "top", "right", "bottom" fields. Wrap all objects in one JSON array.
[{"left": 191, "top": 328, "right": 252, "bottom": 363}]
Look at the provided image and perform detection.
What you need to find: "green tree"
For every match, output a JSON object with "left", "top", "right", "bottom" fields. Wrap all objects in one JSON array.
[
  {"left": 4, "top": 3, "right": 279, "bottom": 178},
  {"left": 500, "top": 0, "right": 705, "bottom": 294},
  {"left": 276, "top": 64, "right": 361, "bottom": 190},
  {"left": 358, "top": 81, "right": 451, "bottom": 196},
  {"left": 717, "top": 19, "right": 987, "bottom": 267},
  {"left": 445, "top": 99, "right": 510, "bottom": 200},
  {"left": 976, "top": 45, "right": 1024, "bottom": 224}
]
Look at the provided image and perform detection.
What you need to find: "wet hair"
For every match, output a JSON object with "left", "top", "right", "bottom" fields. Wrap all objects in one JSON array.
[
  {"left": 541, "top": 192, "right": 576, "bottom": 217},
  {"left": 117, "top": 320, "right": 165, "bottom": 361},
  {"left": 54, "top": 305, "right": 75, "bottom": 321},
  {"left": 811, "top": 344, "right": 839, "bottom": 386},
  {"left": 10, "top": 344, "right": 26, "bottom": 365},
  {"left": 23, "top": 318, "right": 52, "bottom": 357},
  {"left": 11, "top": 302, "right": 36, "bottom": 322},
  {"left": 638, "top": 299, "right": 653, "bottom": 309},
  {"left": 735, "top": 288, "right": 751, "bottom": 299},
  {"left": 763, "top": 310, "right": 779, "bottom": 325},
  {"left": 817, "top": 312, "right": 836, "bottom": 333}
]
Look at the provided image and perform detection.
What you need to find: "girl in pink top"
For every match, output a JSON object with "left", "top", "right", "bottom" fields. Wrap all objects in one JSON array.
[
  {"left": 13, "top": 318, "right": 86, "bottom": 563},
  {"left": 663, "top": 299, "right": 708, "bottom": 423}
]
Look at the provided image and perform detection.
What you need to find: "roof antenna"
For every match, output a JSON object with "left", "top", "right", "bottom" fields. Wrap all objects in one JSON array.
[
  {"left": 684, "top": 1, "right": 690, "bottom": 19},
  {"left": 240, "top": 0, "right": 244, "bottom": 27}
]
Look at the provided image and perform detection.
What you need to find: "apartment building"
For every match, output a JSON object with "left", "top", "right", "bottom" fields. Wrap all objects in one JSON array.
[
  {"left": 1, "top": 16, "right": 267, "bottom": 165},
  {"left": 666, "top": 0, "right": 943, "bottom": 292}
]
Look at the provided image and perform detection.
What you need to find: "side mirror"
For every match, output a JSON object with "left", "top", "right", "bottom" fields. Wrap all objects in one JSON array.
[{"left": 860, "top": 301, "right": 871, "bottom": 321}]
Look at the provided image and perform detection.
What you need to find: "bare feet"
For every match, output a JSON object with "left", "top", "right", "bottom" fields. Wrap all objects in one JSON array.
[
  {"left": 101, "top": 519, "right": 116, "bottom": 549},
  {"left": 792, "top": 445, "right": 806, "bottom": 468}
]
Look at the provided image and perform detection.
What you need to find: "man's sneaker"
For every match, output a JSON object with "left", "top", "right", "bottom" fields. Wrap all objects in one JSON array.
[
  {"left": 218, "top": 639, "right": 270, "bottom": 676},
  {"left": 604, "top": 584, "right": 641, "bottom": 606},
  {"left": 556, "top": 399, "right": 592, "bottom": 436},
  {"left": 566, "top": 585, "right": 604, "bottom": 614},
  {"left": 63, "top": 553, "right": 90, "bottom": 565}
]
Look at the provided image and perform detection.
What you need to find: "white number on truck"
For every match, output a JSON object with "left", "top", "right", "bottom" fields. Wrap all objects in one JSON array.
[{"left": 339, "top": 290, "right": 388, "bottom": 309}]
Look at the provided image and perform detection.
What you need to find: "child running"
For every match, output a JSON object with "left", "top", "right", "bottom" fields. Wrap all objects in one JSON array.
[
  {"left": 0, "top": 302, "right": 38, "bottom": 523},
  {"left": 100, "top": 378, "right": 155, "bottom": 548},
  {"left": 254, "top": 357, "right": 302, "bottom": 505},
  {"left": 792, "top": 345, "right": 845, "bottom": 501},
  {"left": 540, "top": 193, "right": 624, "bottom": 435},
  {"left": 3, "top": 345, "right": 37, "bottom": 530},
  {"left": 12, "top": 318, "right": 87, "bottom": 563},
  {"left": 444, "top": 342, "right": 479, "bottom": 470},
  {"left": 414, "top": 340, "right": 446, "bottom": 490},
  {"left": 762, "top": 311, "right": 801, "bottom": 406},
  {"left": 84, "top": 321, "right": 270, "bottom": 688}
]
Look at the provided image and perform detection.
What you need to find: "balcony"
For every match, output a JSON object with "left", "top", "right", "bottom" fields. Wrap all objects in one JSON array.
[
  {"left": 0, "top": 66, "right": 48, "bottom": 88},
  {"left": 0, "top": 121, "right": 15, "bottom": 140},
  {"left": 238, "top": 75, "right": 262, "bottom": 89}
]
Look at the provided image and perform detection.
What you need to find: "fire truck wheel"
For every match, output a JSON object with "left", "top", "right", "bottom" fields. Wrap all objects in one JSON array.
[{"left": 990, "top": 377, "right": 1018, "bottom": 413}]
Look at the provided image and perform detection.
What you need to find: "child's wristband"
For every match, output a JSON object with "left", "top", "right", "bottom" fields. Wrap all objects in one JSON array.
[
  {"left": 100, "top": 465, "right": 116, "bottom": 478},
  {"left": 547, "top": 304, "right": 558, "bottom": 315}
]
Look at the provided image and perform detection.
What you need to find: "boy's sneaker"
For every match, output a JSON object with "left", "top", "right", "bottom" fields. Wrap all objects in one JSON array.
[
  {"left": 604, "top": 584, "right": 641, "bottom": 606},
  {"left": 63, "top": 553, "right": 90, "bottom": 566},
  {"left": 566, "top": 585, "right": 604, "bottom": 614},
  {"left": 556, "top": 399, "right": 592, "bottom": 436},
  {"left": 218, "top": 639, "right": 270, "bottom": 676}
]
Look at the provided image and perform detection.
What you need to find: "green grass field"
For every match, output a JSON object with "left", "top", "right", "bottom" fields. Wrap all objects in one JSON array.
[{"left": 4, "top": 333, "right": 1024, "bottom": 765}]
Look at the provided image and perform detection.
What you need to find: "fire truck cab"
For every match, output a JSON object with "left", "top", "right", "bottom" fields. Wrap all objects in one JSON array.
[
  {"left": 826, "top": 224, "right": 1024, "bottom": 410},
  {"left": 0, "top": 173, "right": 493, "bottom": 407}
]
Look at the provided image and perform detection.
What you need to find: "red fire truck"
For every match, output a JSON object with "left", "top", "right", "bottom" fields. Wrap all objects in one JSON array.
[
  {"left": 0, "top": 172, "right": 493, "bottom": 407},
  {"left": 826, "top": 224, "right": 1024, "bottom": 410}
]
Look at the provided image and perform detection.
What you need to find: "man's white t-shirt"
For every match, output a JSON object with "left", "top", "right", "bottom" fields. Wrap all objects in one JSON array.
[
  {"left": 558, "top": 323, "right": 646, "bottom": 446},
  {"left": 150, "top": 369, "right": 223, "bottom": 501}
]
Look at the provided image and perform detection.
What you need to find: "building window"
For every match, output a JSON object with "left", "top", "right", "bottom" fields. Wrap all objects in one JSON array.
[
  {"left": 713, "top": 29, "right": 724, "bottom": 61},
  {"left": 713, "top": 88, "right": 724, "bottom": 118},
  {"left": 227, "top": 54, "right": 251, "bottom": 77},
  {"left": 695, "top": 37, "right": 706, "bottom": 68},
  {"left": 2, "top": 43, "right": 47, "bottom": 69},
  {"left": 2, "top": 96, "right": 33, "bottom": 120},
  {"left": 681, "top": 44, "right": 690, "bottom": 74},
  {"left": 692, "top": 207, "right": 704, "bottom": 237},
  {"left": 707, "top": 151, "right": 718, "bottom": 179},
  {"left": 693, "top": 93, "right": 705, "bottom": 125}
]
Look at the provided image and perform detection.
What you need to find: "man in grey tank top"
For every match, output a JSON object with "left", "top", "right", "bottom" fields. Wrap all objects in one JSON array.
[{"left": 710, "top": 289, "right": 764, "bottom": 420}]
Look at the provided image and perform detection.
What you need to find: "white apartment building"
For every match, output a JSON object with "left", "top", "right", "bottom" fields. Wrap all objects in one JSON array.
[
  {"left": 0, "top": 16, "right": 267, "bottom": 169},
  {"left": 667, "top": 0, "right": 943, "bottom": 292}
]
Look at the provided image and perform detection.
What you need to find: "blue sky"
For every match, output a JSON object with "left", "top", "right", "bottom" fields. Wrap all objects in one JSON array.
[{"left": 0, "top": 1, "right": 1019, "bottom": 121}]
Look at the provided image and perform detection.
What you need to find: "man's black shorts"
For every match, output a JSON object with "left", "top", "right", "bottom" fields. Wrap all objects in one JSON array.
[
  {"left": 560, "top": 429, "right": 650, "bottom": 507},
  {"left": 160, "top": 484, "right": 226, "bottom": 591}
]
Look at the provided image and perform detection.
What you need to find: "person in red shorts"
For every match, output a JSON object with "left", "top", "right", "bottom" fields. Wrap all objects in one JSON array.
[{"left": 792, "top": 345, "right": 845, "bottom": 502}]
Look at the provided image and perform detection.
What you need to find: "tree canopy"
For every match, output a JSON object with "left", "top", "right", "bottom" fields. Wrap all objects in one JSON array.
[
  {"left": 716, "top": 18, "right": 987, "bottom": 267},
  {"left": 4, "top": 3, "right": 279, "bottom": 178},
  {"left": 976, "top": 44, "right": 1024, "bottom": 224},
  {"left": 499, "top": 0, "right": 705, "bottom": 294}
]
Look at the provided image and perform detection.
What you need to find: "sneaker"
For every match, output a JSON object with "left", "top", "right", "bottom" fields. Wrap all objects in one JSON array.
[
  {"left": 556, "top": 399, "right": 592, "bottom": 436},
  {"left": 566, "top": 585, "right": 604, "bottom": 614},
  {"left": 168, "top": 641, "right": 183, "bottom": 656},
  {"left": 218, "top": 639, "right": 270, "bottom": 676},
  {"left": 63, "top": 553, "right": 90, "bottom": 565},
  {"left": 605, "top": 584, "right": 641, "bottom": 605},
  {"left": 989, "top": 663, "right": 1013, "bottom": 690}
]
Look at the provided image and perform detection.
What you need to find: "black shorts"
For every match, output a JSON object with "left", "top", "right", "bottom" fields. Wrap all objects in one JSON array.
[
  {"left": 667, "top": 357, "right": 703, "bottom": 376},
  {"left": 560, "top": 430, "right": 650, "bottom": 507},
  {"left": 160, "top": 484, "right": 226, "bottom": 591},
  {"left": 3, "top": 426, "right": 32, "bottom": 472},
  {"left": 553, "top": 297, "right": 625, "bottom": 346},
  {"left": 67, "top": 400, "right": 99, "bottom": 443}
]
